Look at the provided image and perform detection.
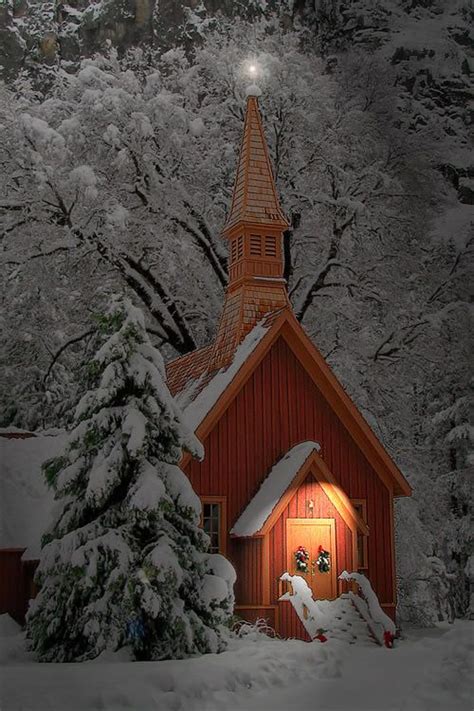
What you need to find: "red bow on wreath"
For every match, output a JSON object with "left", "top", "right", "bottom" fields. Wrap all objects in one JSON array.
[
  {"left": 315, "top": 545, "right": 331, "bottom": 573},
  {"left": 294, "top": 545, "right": 310, "bottom": 573}
]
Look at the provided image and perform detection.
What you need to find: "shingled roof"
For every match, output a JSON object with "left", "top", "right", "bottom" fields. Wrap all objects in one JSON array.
[
  {"left": 222, "top": 95, "right": 289, "bottom": 235},
  {"left": 165, "top": 310, "right": 282, "bottom": 412},
  {"left": 167, "top": 92, "right": 291, "bottom": 408},
  {"left": 166, "top": 345, "right": 213, "bottom": 399}
]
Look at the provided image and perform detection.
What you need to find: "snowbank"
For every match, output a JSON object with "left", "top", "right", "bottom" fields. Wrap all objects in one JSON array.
[
  {"left": 0, "top": 613, "right": 21, "bottom": 637},
  {"left": 1, "top": 614, "right": 471, "bottom": 711},
  {"left": 0, "top": 621, "right": 342, "bottom": 711},
  {"left": 0, "top": 431, "right": 67, "bottom": 558}
]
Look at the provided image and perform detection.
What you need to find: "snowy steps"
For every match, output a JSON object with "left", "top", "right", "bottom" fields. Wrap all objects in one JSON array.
[
  {"left": 279, "top": 573, "right": 386, "bottom": 646},
  {"left": 303, "top": 594, "right": 377, "bottom": 646}
]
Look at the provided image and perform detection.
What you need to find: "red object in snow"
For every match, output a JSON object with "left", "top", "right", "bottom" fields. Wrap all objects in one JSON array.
[
  {"left": 383, "top": 630, "right": 395, "bottom": 648},
  {"left": 315, "top": 629, "right": 328, "bottom": 642}
]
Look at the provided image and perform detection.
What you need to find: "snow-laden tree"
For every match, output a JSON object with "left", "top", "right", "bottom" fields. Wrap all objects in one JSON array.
[
  {"left": 0, "top": 19, "right": 445, "bottom": 426},
  {"left": 26, "top": 297, "right": 235, "bottom": 662},
  {"left": 413, "top": 306, "right": 474, "bottom": 621}
]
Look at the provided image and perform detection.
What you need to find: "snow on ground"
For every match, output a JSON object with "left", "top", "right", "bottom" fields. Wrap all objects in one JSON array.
[
  {"left": 0, "top": 616, "right": 342, "bottom": 711},
  {"left": 0, "top": 615, "right": 472, "bottom": 711}
]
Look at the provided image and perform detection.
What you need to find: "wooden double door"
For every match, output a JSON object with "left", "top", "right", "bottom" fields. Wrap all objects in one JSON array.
[{"left": 286, "top": 518, "right": 337, "bottom": 600}]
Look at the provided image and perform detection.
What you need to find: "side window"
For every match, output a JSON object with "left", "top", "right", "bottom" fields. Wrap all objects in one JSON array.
[
  {"left": 237, "top": 235, "right": 244, "bottom": 260},
  {"left": 201, "top": 499, "right": 226, "bottom": 554},
  {"left": 264, "top": 235, "right": 277, "bottom": 257},
  {"left": 250, "top": 234, "right": 262, "bottom": 256},
  {"left": 351, "top": 500, "right": 368, "bottom": 570},
  {"left": 231, "top": 239, "right": 238, "bottom": 264}
]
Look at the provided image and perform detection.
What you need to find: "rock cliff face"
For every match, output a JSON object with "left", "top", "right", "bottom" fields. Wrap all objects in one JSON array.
[
  {"left": 0, "top": 4, "right": 26, "bottom": 80},
  {"left": 307, "top": 0, "right": 473, "bottom": 205},
  {"left": 0, "top": 0, "right": 159, "bottom": 79},
  {"left": 0, "top": 1, "right": 296, "bottom": 80}
]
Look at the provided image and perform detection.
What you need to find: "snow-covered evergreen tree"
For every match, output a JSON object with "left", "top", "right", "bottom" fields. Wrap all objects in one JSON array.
[
  {"left": 26, "top": 297, "right": 235, "bottom": 662},
  {"left": 421, "top": 369, "right": 473, "bottom": 620}
]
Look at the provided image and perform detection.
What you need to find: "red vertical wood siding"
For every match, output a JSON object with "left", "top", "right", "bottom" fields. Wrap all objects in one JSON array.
[
  {"left": 229, "top": 538, "right": 263, "bottom": 605},
  {"left": 234, "top": 606, "right": 278, "bottom": 632},
  {"left": 0, "top": 550, "right": 39, "bottom": 624},
  {"left": 185, "top": 336, "right": 395, "bottom": 631},
  {"left": 0, "top": 550, "right": 25, "bottom": 624}
]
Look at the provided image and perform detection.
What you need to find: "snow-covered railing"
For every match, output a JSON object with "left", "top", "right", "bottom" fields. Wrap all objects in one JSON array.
[
  {"left": 338, "top": 571, "right": 396, "bottom": 647},
  {"left": 279, "top": 571, "right": 396, "bottom": 647},
  {"left": 279, "top": 573, "right": 323, "bottom": 639}
]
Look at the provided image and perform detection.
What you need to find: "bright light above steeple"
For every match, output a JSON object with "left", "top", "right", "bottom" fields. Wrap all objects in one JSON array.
[
  {"left": 239, "top": 59, "right": 264, "bottom": 97},
  {"left": 244, "top": 59, "right": 260, "bottom": 79}
]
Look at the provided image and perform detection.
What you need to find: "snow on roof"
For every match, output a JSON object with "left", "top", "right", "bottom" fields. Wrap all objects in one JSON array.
[
  {"left": 231, "top": 441, "right": 321, "bottom": 537},
  {"left": 166, "top": 345, "right": 213, "bottom": 399},
  {"left": 0, "top": 431, "right": 67, "bottom": 559},
  {"left": 181, "top": 319, "right": 271, "bottom": 432},
  {"left": 245, "top": 83, "right": 262, "bottom": 97}
]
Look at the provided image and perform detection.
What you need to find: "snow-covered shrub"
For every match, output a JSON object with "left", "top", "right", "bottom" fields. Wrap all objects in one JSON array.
[
  {"left": 26, "top": 298, "right": 235, "bottom": 662},
  {"left": 233, "top": 617, "right": 278, "bottom": 640}
]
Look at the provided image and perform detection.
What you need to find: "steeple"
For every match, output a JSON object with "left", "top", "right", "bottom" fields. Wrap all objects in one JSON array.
[
  {"left": 208, "top": 92, "right": 291, "bottom": 372},
  {"left": 223, "top": 95, "right": 289, "bottom": 236}
]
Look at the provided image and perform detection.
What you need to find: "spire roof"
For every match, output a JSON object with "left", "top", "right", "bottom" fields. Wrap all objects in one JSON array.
[{"left": 223, "top": 96, "right": 289, "bottom": 234}]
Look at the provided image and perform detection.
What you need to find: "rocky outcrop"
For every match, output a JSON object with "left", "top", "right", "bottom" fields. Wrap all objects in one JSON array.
[
  {"left": 0, "top": 5, "right": 26, "bottom": 81},
  {"left": 1, "top": 0, "right": 289, "bottom": 80},
  {"left": 308, "top": 0, "right": 473, "bottom": 203}
]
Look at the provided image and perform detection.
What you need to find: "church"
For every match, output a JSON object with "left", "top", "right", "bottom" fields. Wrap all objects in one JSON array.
[
  {"left": 165, "top": 88, "right": 412, "bottom": 639},
  {"left": 0, "top": 89, "right": 411, "bottom": 640}
]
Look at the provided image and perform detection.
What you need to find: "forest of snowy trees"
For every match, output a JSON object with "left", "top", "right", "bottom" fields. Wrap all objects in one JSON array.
[{"left": 0, "top": 0, "right": 472, "bottom": 625}]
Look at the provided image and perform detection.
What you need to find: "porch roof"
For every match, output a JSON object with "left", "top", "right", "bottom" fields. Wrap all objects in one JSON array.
[{"left": 230, "top": 441, "right": 369, "bottom": 538}]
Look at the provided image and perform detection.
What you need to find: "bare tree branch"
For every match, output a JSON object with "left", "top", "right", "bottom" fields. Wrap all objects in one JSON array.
[{"left": 43, "top": 329, "right": 95, "bottom": 384}]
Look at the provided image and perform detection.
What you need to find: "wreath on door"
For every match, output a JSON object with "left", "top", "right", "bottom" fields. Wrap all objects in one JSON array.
[
  {"left": 316, "top": 545, "right": 331, "bottom": 573},
  {"left": 294, "top": 545, "right": 310, "bottom": 573}
]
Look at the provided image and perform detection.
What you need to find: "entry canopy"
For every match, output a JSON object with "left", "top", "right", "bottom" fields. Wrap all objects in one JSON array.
[{"left": 230, "top": 441, "right": 369, "bottom": 538}]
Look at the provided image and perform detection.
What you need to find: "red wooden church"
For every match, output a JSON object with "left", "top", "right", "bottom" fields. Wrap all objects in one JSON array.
[
  {"left": 165, "top": 90, "right": 412, "bottom": 639},
  {"left": 0, "top": 91, "right": 412, "bottom": 638}
]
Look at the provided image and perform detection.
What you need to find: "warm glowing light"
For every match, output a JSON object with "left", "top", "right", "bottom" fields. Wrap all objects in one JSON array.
[{"left": 239, "top": 59, "right": 264, "bottom": 91}]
